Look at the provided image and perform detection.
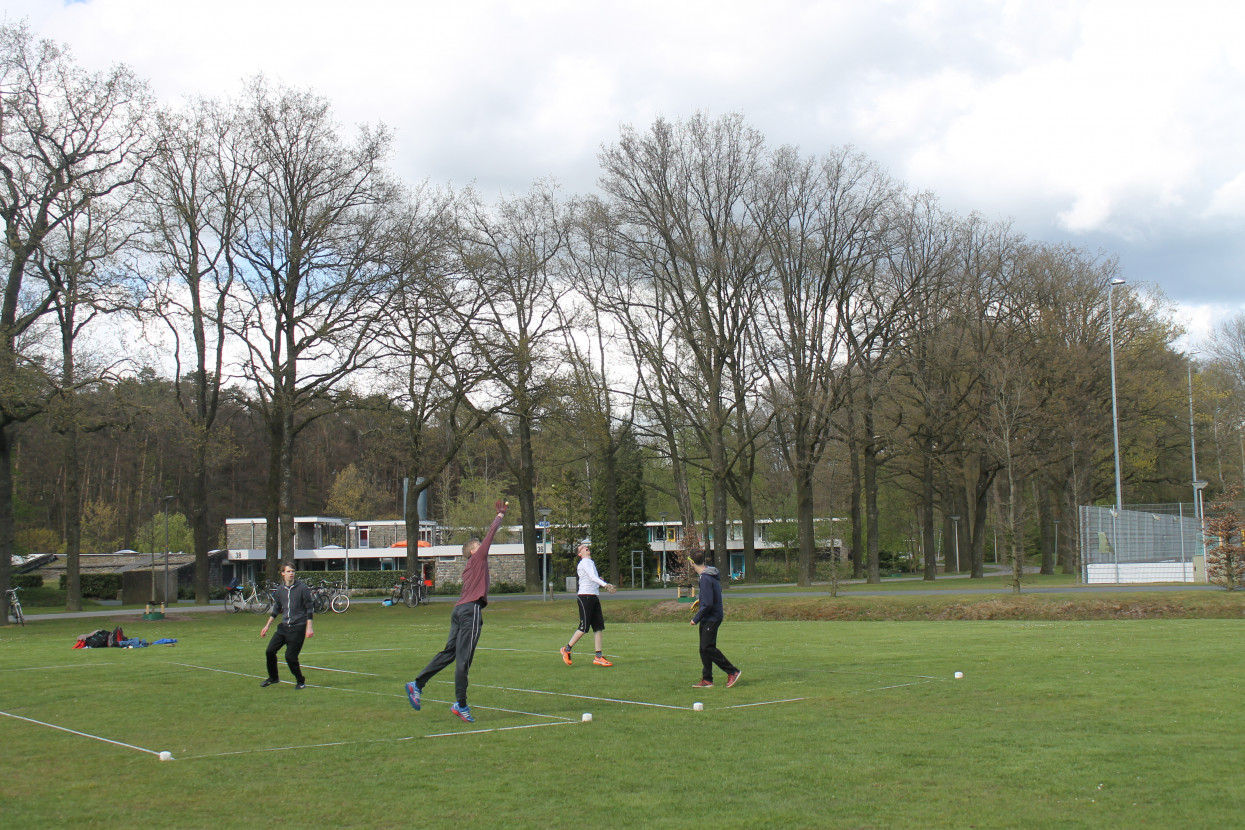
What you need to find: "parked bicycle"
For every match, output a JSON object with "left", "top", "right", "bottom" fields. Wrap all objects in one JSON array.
[
  {"left": 233, "top": 581, "right": 274, "bottom": 614},
  {"left": 386, "top": 574, "right": 428, "bottom": 608},
  {"left": 311, "top": 580, "right": 333, "bottom": 615},
  {"left": 5, "top": 587, "right": 23, "bottom": 626},
  {"left": 329, "top": 581, "right": 350, "bottom": 613}
]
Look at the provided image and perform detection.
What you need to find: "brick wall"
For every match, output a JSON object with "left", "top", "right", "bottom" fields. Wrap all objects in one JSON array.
[{"left": 434, "top": 554, "right": 525, "bottom": 587}]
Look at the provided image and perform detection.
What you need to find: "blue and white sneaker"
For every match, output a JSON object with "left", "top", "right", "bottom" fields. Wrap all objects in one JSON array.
[
  {"left": 450, "top": 702, "right": 474, "bottom": 723},
  {"left": 405, "top": 681, "right": 421, "bottom": 711}
]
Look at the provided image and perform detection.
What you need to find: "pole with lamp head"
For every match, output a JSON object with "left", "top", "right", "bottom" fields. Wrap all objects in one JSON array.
[
  {"left": 163, "top": 496, "right": 174, "bottom": 612},
  {"left": 950, "top": 516, "right": 961, "bottom": 574},
  {"left": 538, "top": 507, "right": 551, "bottom": 601},
  {"left": 658, "top": 512, "right": 668, "bottom": 582}
]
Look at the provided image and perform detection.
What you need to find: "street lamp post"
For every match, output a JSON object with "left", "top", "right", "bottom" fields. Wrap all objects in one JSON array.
[
  {"left": 1052, "top": 519, "right": 1061, "bottom": 574},
  {"left": 163, "top": 496, "right": 174, "bottom": 611},
  {"left": 659, "top": 512, "right": 668, "bottom": 584},
  {"left": 1108, "top": 278, "right": 1126, "bottom": 512},
  {"left": 343, "top": 518, "right": 351, "bottom": 592},
  {"left": 1193, "top": 480, "right": 1209, "bottom": 581},
  {"left": 950, "top": 516, "right": 960, "bottom": 574},
  {"left": 538, "top": 507, "right": 552, "bottom": 601}
]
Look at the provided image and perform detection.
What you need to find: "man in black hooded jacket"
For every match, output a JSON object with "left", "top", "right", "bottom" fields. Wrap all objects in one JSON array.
[
  {"left": 259, "top": 563, "right": 314, "bottom": 688},
  {"left": 689, "top": 550, "right": 741, "bottom": 689}
]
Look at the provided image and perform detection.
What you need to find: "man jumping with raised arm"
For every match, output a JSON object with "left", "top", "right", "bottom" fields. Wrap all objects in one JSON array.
[{"left": 405, "top": 500, "right": 508, "bottom": 723}]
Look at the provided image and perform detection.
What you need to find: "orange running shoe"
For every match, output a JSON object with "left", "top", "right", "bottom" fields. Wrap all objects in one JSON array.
[
  {"left": 560, "top": 645, "right": 573, "bottom": 666},
  {"left": 592, "top": 655, "right": 613, "bottom": 666}
]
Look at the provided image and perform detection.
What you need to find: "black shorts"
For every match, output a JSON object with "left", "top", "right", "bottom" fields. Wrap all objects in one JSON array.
[{"left": 576, "top": 594, "right": 605, "bottom": 633}]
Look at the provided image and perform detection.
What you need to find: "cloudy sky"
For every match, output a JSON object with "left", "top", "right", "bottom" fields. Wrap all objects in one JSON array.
[{"left": 6, "top": 0, "right": 1243, "bottom": 341}]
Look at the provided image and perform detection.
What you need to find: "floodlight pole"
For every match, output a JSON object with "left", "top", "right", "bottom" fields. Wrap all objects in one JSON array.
[
  {"left": 163, "top": 496, "right": 174, "bottom": 610},
  {"left": 950, "top": 516, "right": 960, "bottom": 574},
  {"left": 343, "top": 518, "right": 351, "bottom": 592},
  {"left": 659, "top": 511, "right": 668, "bottom": 584},
  {"left": 538, "top": 508, "right": 551, "bottom": 601},
  {"left": 1108, "top": 278, "right": 1126, "bottom": 513}
]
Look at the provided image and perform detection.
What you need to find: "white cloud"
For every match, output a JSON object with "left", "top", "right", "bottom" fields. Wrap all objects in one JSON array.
[{"left": 4, "top": 0, "right": 1243, "bottom": 305}]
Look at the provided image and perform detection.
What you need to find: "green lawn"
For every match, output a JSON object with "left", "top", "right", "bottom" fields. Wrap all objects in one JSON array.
[{"left": 2, "top": 601, "right": 1243, "bottom": 828}]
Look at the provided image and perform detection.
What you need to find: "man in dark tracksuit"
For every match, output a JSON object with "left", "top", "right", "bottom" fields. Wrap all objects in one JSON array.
[
  {"left": 259, "top": 563, "right": 314, "bottom": 689},
  {"left": 406, "top": 500, "right": 508, "bottom": 723},
  {"left": 689, "top": 550, "right": 741, "bottom": 689}
]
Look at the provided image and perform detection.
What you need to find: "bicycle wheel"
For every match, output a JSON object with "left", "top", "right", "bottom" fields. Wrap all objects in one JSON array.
[
  {"left": 226, "top": 591, "right": 240, "bottom": 613},
  {"left": 11, "top": 601, "right": 23, "bottom": 626},
  {"left": 402, "top": 583, "right": 418, "bottom": 608},
  {"left": 313, "top": 592, "right": 329, "bottom": 615},
  {"left": 330, "top": 593, "right": 350, "bottom": 613}
]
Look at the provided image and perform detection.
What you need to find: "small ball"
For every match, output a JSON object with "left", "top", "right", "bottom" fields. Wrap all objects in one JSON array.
[
  {"left": 954, "top": 671, "right": 964, "bottom": 680},
  {"left": 581, "top": 713, "right": 592, "bottom": 722}
]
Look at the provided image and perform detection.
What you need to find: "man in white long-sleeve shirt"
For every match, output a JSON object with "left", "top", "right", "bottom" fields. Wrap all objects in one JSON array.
[{"left": 560, "top": 539, "right": 616, "bottom": 666}]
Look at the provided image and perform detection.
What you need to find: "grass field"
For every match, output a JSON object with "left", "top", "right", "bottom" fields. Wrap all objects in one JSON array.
[{"left": 3, "top": 598, "right": 1244, "bottom": 829}]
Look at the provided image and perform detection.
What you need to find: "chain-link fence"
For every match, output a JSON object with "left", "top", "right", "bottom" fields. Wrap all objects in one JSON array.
[{"left": 1079, "top": 503, "right": 1203, "bottom": 583}]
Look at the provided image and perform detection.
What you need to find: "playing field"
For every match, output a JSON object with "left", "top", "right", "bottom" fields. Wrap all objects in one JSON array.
[{"left": 2, "top": 600, "right": 1242, "bottom": 828}]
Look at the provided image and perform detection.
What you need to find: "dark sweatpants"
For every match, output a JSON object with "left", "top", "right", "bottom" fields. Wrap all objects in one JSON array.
[
  {"left": 416, "top": 601, "right": 483, "bottom": 707},
  {"left": 266, "top": 623, "right": 307, "bottom": 683},
  {"left": 698, "top": 619, "right": 738, "bottom": 682}
]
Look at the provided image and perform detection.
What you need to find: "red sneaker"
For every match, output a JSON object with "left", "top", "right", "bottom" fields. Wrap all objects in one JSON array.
[
  {"left": 691, "top": 679, "right": 714, "bottom": 688},
  {"left": 726, "top": 670, "right": 741, "bottom": 688}
]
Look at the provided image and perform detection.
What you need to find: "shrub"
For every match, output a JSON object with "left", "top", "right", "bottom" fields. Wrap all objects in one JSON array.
[
  {"left": 59, "top": 573, "right": 122, "bottom": 598},
  {"left": 11, "top": 573, "right": 43, "bottom": 589}
]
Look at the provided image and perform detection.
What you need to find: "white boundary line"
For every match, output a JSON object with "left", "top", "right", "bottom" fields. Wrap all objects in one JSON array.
[
  {"left": 721, "top": 698, "right": 807, "bottom": 709},
  {"left": 179, "top": 736, "right": 417, "bottom": 760},
  {"left": 300, "top": 664, "right": 379, "bottom": 676},
  {"left": 470, "top": 682, "right": 690, "bottom": 711},
  {"left": 854, "top": 680, "right": 936, "bottom": 693},
  {"left": 0, "top": 710, "right": 160, "bottom": 757},
  {"left": 170, "top": 662, "right": 575, "bottom": 721},
  {"left": 424, "top": 721, "right": 579, "bottom": 739},
  {"left": 0, "top": 663, "right": 108, "bottom": 672}
]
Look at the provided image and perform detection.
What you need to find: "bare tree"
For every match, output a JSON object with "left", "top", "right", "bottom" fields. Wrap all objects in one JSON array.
[
  {"left": 228, "top": 78, "right": 397, "bottom": 580},
  {"left": 0, "top": 23, "right": 152, "bottom": 616},
  {"left": 598, "top": 113, "right": 773, "bottom": 567},
  {"left": 380, "top": 184, "right": 496, "bottom": 575},
  {"left": 454, "top": 181, "right": 572, "bottom": 590},
  {"left": 761, "top": 145, "right": 900, "bottom": 585},
  {"left": 139, "top": 98, "right": 251, "bottom": 601}
]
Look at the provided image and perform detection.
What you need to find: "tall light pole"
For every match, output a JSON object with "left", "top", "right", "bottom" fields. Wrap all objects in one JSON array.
[
  {"left": 1052, "top": 518, "right": 1061, "bottom": 573},
  {"left": 538, "top": 507, "right": 551, "bottom": 601},
  {"left": 1108, "top": 277, "right": 1126, "bottom": 512},
  {"left": 343, "top": 518, "right": 351, "bottom": 591},
  {"left": 163, "top": 496, "right": 174, "bottom": 610},
  {"left": 1193, "top": 479, "right": 1209, "bottom": 581},
  {"left": 659, "top": 512, "right": 668, "bottom": 583},
  {"left": 950, "top": 516, "right": 960, "bottom": 574}
]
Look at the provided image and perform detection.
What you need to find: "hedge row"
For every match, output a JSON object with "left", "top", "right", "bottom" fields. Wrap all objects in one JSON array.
[
  {"left": 295, "top": 571, "right": 401, "bottom": 591},
  {"left": 12, "top": 573, "right": 44, "bottom": 589},
  {"left": 58, "top": 573, "right": 122, "bottom": 598}
]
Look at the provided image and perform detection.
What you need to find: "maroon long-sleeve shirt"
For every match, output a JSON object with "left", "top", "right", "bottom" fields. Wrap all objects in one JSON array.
[{"left": 456, "top": 511, "right": 506, "bottom": 608}]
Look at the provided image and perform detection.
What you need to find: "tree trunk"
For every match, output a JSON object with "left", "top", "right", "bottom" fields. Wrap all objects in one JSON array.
[
  {"left": 864, "top": 409, "right": 881, "bottom": 584},
  {"left": 922, "top": 437, "right": 937, "bottom": 580}
]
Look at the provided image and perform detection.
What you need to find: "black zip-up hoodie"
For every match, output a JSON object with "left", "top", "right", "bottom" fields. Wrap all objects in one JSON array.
[
  {"left": 691, "top": 566, "right": 724, "bottom": 624},
  {"left": 270, "top": 579, "right": 314, "bottom": 628}
]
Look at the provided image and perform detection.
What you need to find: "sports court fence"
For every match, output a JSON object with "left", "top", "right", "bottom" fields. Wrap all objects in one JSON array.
[{"left": 1079, "top": 503, "right": 1203, "bottom": 584}]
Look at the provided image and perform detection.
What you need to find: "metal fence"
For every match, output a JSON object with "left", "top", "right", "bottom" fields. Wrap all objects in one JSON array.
[{"left": 1079, "top": 503, "right": 1202, "bottom": 583}]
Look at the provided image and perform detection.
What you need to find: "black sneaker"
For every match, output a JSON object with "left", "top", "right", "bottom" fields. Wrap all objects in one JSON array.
[
  {"left": 296, "top": 680, "right": 307, "bottom": 689},
  {"left": 260, "top": 678, "right": 278, "bottom": 687}
]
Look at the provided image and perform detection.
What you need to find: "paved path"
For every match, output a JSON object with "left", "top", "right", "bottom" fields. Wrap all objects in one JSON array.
[{"left": 22, "top": 574, "right": 1226, "bottom": 622}]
